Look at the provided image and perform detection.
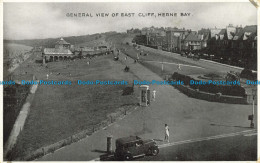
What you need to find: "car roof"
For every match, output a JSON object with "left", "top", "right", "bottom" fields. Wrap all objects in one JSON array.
[{"left": 116, "top": 136, "right": 141, "bottom": 144}]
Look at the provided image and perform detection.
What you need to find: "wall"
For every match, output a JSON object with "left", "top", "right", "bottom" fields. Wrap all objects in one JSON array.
[{"left": 175, "top": 84, "right": 248, "bottom": 104}]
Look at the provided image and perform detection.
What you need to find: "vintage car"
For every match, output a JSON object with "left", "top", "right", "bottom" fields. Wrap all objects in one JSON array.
[{"left": 114, "top": 136, "right": 159, "bottom": 160}]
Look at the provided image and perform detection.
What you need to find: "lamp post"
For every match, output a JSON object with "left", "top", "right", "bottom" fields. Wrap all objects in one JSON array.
[
  {"left": 249, "top": 89, "right": 257, "bottom": 128},
  {"left": 161, "top": 57, "right": 164, "bottom": 75}
]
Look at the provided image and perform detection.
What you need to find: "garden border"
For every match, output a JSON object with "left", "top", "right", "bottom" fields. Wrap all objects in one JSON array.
[{"left": 174, "top": 84, "right": 249, "bottom": 104}]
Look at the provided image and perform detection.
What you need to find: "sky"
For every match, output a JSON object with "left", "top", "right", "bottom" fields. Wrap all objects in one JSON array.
[{"left": 3, "top": 2, "right": 257, "bottom": 40}]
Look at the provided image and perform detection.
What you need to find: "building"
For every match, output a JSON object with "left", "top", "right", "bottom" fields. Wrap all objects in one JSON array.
[
  {"left": 166, "top": 28, "right": 187, "bottom": 52},
  {"left": 212, "top": 24, "right": 237, "bottom": 59},
  {"left": 182, "top": 31, "right": 202, "bottom": 50},
  {"left": 232, "top": 25, "right": 257, "bottom": 69},
  {"left": 127, "top": 28, "right": 141, "bottom": 34},
  {"left": 140, "top": 27, "right": 166, "bottom": 48},
  {"left": 42, "top": 38, "right": 74, "bottom": 63},
  {"left": 198, "top": 28, "right": 210, "bottom": 49}
]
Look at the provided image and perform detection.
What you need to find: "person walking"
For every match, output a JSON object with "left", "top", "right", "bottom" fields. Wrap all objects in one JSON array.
[
  {"left": 152, "top": 90, "right": 156, "bottom": 101},
  {"left": 177, "top": 63, "right": 181, "bottom": 71},
  {"left": 164, "top": 124, "right": 170, "bottom": 142}
]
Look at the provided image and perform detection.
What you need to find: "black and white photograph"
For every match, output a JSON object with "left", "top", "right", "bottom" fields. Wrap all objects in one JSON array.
[{"left": 1, "top": 1, "right": 258, "bottom": 161}]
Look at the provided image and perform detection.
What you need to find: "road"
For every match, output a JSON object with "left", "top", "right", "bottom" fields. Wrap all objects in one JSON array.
[{"left": 137, "top": 130, "right": 257, "bottom": 161}]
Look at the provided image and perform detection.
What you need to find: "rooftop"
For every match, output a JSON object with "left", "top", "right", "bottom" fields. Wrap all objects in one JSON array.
[
  {"left": 44, "top": 48, "right": 73, "bottom": 55},
  {"left": 116, "top": 136, "right": 141, "bottom": 144},
  {"left": 56, "top": 38, "right": 70, "bottom": 45},
  {"left": 233, "top": 25, "right": 257, "bottom": 40},
  {"left": 185, "top": 32, "right": 201, "bottom": 41}
]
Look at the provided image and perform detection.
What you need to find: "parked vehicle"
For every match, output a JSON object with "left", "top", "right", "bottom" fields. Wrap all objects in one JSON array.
[
  {"left": 114, "top": 56, "right": 119, "bottom": 61},
  {"left": 193, "top": 55, "right": 200, "bottom": 61},
  {"left": 180, "top": 51, "right": 187, "bottom": 57},
  {"left": 114, "top": 136, "right": 159, "bottom": 160}
]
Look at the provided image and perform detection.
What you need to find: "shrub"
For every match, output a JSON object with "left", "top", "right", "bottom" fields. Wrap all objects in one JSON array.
[
  {"left": 172, "top": 72, "right": 246, "bottom": 97},
  {"left": 198, "top": 84, "right": 219, "bottom": 94},
  {"left": 252, "top": 73, "right": 257, "bottom": 80},
  {"left": 220, "top": 85, "right": 246, "bottom": 97},
  {"left": 240, "top": 68, "right": 253, "bottom": 79}
]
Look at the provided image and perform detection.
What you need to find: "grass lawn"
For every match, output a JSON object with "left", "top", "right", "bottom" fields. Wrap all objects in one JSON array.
[{"left": 9, "top": 54, "right": 139, "bottom": 159}]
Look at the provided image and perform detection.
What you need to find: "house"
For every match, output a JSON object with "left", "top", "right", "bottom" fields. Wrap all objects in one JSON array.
[
  {"left": 140, "top": 27, "right": 166, "bottom": 48},
  {"left": 198, "top": 28, "right": 210, "bottom": 49},
  {"left": 232, "top": 25, "right": 257, "bottom": 69},
  {"left": 182, "top": 31, "right": 202, "bottom": 51},
  {"left": 166, "top": 28, "right": 187, "bottom": 52}
]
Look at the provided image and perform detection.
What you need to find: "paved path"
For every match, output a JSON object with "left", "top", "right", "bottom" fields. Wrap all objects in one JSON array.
[{"left": 38, "top": 52, "right": 256, "bottom": 161}]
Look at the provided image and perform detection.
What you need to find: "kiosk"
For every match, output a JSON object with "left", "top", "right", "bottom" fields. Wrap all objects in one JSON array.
[{"left": 140, "top": 85, "right": 150, "bottom": 107}]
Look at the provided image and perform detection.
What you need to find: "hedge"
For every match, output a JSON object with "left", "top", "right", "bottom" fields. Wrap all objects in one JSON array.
[{"left": 172, "top": 72, "right": 246, "bottom": 97}]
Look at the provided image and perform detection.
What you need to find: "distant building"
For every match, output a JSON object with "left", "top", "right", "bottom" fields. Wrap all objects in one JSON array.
[
  {"left": 140, "top": 27, "right": 166, "bottom": 48},
  {"left": 198, "top": 28, "right": 210, "bottom": 49},
  {"left": 129, "top": 24, "right": 257, "bottom": 70},
  {"left": 42, "top": 38, "right": 73, "bottom": 63},
  {"left": 33, "top": 46, "right": 43, "bottom": 56},
  {"left": 166, "top": 28, "right": 188, "bottom": 52},
  {"left": 182, "top": 31, "right": 202, "bottom": 50},
  {"left": 127, "top": 28, "right": 141, "bottom": 34},
  {"left": 232, "top": 25, "right": 257, "bottom": 68},
  {"left": 210, "top": 27, "right": 222, "bottom": 39}
]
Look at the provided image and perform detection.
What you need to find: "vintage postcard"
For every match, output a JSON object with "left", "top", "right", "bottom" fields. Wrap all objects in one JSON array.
[{"left": 1, "top": 0, "right": 259, "bottom": 161}]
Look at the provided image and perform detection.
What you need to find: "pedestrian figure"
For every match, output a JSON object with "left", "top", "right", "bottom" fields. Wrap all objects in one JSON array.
[
  {"left": 152, "top": 90, "right": 156, "bottom": 101},
  {"left": 177, "top": 63, "right": 181, "bottom": 71},
  {"left": 46, "top": 74, "right": 49, "bottom": 80},
  {"left": 125, "top": 56, "right": 127, "bottom": 61},
  {"left": 164, "top": 124, "right": 169, "bottom": 142},
  {"left": 124, "top": 66, "right": 130, "bottom": 72},
  {"left": 87, "top": 61, "right": 90, "bottom": 65}
]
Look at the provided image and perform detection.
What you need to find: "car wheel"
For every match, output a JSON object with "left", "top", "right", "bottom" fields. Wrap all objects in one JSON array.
[
  {"left": 124, "top": 154, "right": 132, "bottom": 160},
  {"left": 151, "top": 147, "right": 159, "bottom": 156}
]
